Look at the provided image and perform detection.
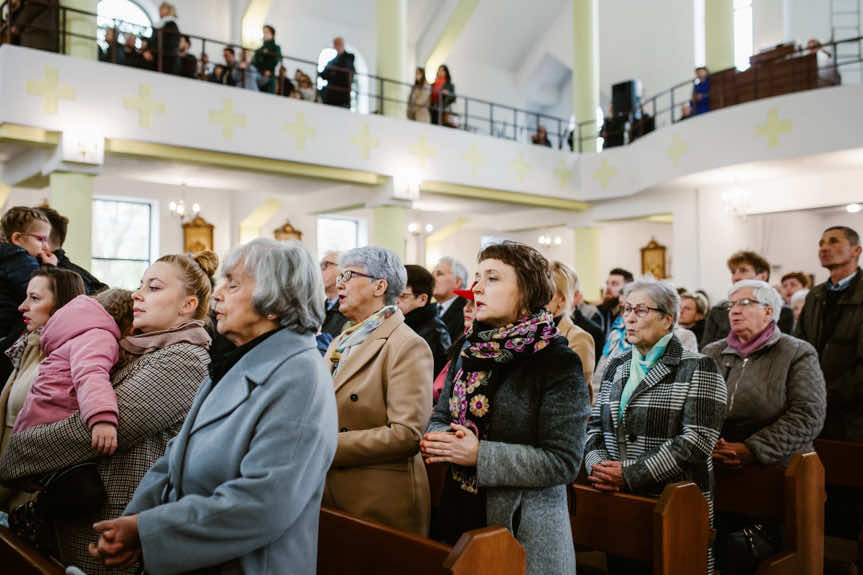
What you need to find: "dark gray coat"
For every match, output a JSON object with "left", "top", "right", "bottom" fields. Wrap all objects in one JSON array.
[
  {"left": 428, "top": 337, "right": 590, "bottom": 575},
  {"left": 703, "top": 328, "right": 826, "bottom": 466}
]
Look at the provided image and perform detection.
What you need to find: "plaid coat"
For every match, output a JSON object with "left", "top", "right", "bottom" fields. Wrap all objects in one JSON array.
[
  {"left": 584, "top": 336, "right": 726, "bottom": 533},
  {"left": 0, "top": 342, "right": 209, "bottom": 575}
]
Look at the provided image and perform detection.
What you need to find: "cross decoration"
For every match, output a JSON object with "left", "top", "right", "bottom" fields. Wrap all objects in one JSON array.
[
  {"left": 553, "top": 160, "right": 572, "bottom": 189},
  {"left": 463, "top": 144, "right": 486, "bottom": 176},
  {"left": 283, "top": 112, "right": 316, "bottom": 150},
  {"left": 209, "top": 99, "right": 246, "bottom": 140},
  {"left": 754, "top": 108, "right": 792, "bottom": 149},
  {"left": 409, "top": 135, "right": 436, "bottom": 168},
  {"left": 124, "top": 84, "right": 166, "bottom": 128},
  {"left": 592, "top": 159, "right": 617, "bottom": 189},
  {"left": 350, "top": 124, "right": 379, "bottom": 160},
  {"left": 667, "top": 133, "right": 688, "bottom": 167},
  {"left": 510, "top": 152, "right": 532, "bottom": 183},
  {"left": 26, "top": 66, "right": 75, "bottom": 115}
]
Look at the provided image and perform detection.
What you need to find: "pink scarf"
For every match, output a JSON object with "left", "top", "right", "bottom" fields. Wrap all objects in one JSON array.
[
  {"left": 120, "top": 320, "right": 211, "bottom": 356},
  {"left": 725, "top": 321, "right": 777, "bottom": 358}
]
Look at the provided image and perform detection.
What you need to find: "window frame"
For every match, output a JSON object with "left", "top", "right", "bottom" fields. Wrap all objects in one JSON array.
[{"left": 91, "top": 196, "right": 159, "bottom": 287}]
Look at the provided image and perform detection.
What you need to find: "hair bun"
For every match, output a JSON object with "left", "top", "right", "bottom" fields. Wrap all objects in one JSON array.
[{"left": 192, "top": 250, "right": 219, "bottom": 279}]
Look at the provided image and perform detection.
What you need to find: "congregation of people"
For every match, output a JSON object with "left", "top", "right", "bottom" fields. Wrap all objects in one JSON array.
[{"left": 0, "top": 197, "right": 859, "bottom": 574}]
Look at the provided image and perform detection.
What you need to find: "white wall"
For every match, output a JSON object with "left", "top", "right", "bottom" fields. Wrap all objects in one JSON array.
[
  {"left": 753, "top": 0, "right": 786, "bottom": 51},
  {"left": 596, "top": 220, "right": 673, "bottom": 283}
]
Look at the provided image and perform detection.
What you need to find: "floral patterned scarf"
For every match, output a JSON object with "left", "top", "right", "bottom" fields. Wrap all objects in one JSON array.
[
  {"left": 4, "top": 328, "right": 41, "bottom": 370},
  {"left": 448, "top": 309, "right": 558, "bottom": 493},
  {"left": 330, "top": 306, "right": 396, "bottom": 373}
]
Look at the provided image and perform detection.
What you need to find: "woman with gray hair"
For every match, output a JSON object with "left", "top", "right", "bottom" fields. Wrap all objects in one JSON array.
[
  {"left": 585, "top": 278, "right": 727, "bottom": 574},
  {"left": 704, "top": 280, "right": 825, "bottom": 468},
  {"left": 323, "top": 246, "right": 434, "bottom": 536},
  {"left": 88, "top": 239, "right": 338, "bottom": 575}
]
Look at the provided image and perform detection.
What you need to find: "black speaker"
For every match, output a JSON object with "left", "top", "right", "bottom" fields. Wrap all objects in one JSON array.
[{"left": 612, "top": 79, "right": 642, "bottom": 118}]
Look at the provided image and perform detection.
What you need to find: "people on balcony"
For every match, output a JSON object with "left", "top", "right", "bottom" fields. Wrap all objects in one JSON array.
[
  {"left": 253, "top": 25, "right": 282, "bottom": 94},
  {"left": 691, "top": 66, "right": 710, "bottom": 115},
  {"left": 430, "top": 64, "right": 456, "bottom": 127},
  {"left": 320, "top": 36, "right": 355, "bottom": 108},
  {"left": 153, "top": 2, "right": 180, "bottom": 75},
  {"left": 408, "top": 68, "right": 431, "bottom": 123}
]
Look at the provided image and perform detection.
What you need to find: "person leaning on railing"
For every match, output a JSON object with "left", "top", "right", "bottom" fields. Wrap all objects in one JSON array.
[
  {"left": 252, "top": 25, "right": 282, "bottom": 93},
  {"left": 320, "top": 36, "right": 355, "bottom": 108}
]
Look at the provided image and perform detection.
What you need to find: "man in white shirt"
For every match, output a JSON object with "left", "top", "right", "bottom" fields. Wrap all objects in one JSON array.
[{"left": 432, "top": 256, "right": 469, "bottom": 342}]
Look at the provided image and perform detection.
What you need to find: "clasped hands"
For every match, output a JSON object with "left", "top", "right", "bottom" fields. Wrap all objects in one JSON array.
[
  {"left": 421, "top": 423, "right": 479, "bottom": 467},
  {"left": 87, "top": 514, "right": 141, "bottom": 569},
  {"left": 588, "top": 461, "right": 625, "bottom": 492},
  {"left": 712, "top": 438, "right": 754, "bottom": 470}
]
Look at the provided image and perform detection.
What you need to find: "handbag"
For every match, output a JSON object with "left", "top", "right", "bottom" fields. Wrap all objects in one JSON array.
[{"left": 725, "top": 522, "right": 779, "bottom": 575}]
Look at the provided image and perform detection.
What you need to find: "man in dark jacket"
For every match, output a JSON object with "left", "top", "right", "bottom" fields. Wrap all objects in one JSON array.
[
  {"left": 702, "top": 250, "right": 794, "bottom": 347},
  {"left": 252, "top": 25, "right": 282, "bottom": 93},
  {"left": 320, "top": 251, "right": 348, "bottom": 338},
  {"left": 399, "top": 265, "right": 451, "bottom": 377},
  {"left": 320, "top": 37, "right": 355, "bottom": 108},
  {"left": 39, "top": 207, "right": 107, "bottom": 295},
  {"left": 433, "top": 256, "right": 469, "bottom": 343}
]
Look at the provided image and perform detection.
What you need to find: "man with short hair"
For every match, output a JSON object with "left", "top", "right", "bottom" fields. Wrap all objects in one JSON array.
[
  {"left": 780, "top": 271, "right": 811, "bottom": 305},
  {"left": 320, "top": 36, "right": 355, "bottom": 108},
  {"left": 39, "top": 207, "right": 107, "bottom": 295},
  {"left": 399, "top": 265, "right": 451, "bottom": 377},
  {"left": 795, "top": 226, "right": 863, "bottom": 442},
  {"left": 597, "top": 267, "right": 634, "bottom": 337},
  {"left": 678, "top": 292, "right": 707, "bottom": 347},
  {"left": 252, "top": 24, "right": 282, "bottom": 93},
  {"left": 178, "top": 34, "right": 197, "bottom": 78},
  {"left": 570, "top": 271, "right": 604, "bottom": 363},
  {"left": 701, "top": 251, "right": 794, "bottom": 347},
  {"left": 320, "top": 251, "right": 348, "bottom": 338},
  {"left": 433, "top": 256, "right": 469, "bottom": 342}
]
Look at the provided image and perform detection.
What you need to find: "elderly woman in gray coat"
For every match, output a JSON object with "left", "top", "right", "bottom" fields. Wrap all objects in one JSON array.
[
  {"left": 703, "top": 280, "right": 826, "bottom": 468},
  {"left": 87, "top": 239, "right": 338, "bottom": 575},
  {"left": 422, "top": 241, "right": 590, "bottom": 575},
  {"left": 584, "top": 279, "right": 727, "bottom": 574}
]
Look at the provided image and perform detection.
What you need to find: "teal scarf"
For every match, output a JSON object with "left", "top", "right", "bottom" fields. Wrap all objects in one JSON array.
[
  {"left": 619, "top": 332, "right": 673, "bottom": 419},
  {"left": 330, "top": 306, "right": 396, "bottom": 373}
]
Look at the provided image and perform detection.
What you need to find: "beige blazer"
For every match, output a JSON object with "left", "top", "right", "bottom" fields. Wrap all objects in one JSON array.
[
  {"left": 323, "top": 309, "right": 433, "bottom": 536},
  {"left": 558, "top": 315, "right": 595, "bottom": 403}
]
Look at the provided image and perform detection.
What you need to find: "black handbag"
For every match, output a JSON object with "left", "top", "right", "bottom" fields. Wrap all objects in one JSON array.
[{"left": 725, "top": 522, "right": 779, "bottom": 575}]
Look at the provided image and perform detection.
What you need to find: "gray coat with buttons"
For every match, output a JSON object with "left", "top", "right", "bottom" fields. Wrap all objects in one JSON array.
[{"left": 703, "top": 327, "right": 826, "bottom": 466}]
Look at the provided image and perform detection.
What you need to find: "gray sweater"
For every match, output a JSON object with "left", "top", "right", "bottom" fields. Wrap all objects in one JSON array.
[{"left": 703, "top": 328, "right": 826, "bottom": 466}]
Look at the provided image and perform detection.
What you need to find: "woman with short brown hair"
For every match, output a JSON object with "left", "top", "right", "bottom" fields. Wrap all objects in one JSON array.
[{"left": 423, "top": 241, "right": 590, "bottom": 575}]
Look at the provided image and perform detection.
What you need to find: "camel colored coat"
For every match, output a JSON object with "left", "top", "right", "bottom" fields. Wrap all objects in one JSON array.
[
  {"left": 323, "top": 309, "right": 433, "bottom": 536},
  {"left": 557, "top": 315, "right": 595, "bottom": 402}
]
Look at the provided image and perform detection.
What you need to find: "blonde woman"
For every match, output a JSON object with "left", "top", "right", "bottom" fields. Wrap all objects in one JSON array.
[{"left": 547, "top": 261, "right": 595, "bottom": 402}]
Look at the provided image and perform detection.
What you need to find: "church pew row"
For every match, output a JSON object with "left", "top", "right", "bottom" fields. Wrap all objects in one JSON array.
[
  {"left": 714, "top": 451, "right": 825, "bottom": 575},
  {"left": 317, "top": 507, "right": 525, "bottom": 575},
  {"left": 0, "top": 526, "right": 64, "bottom": 575},
  {"left": 814, "top": 439, "right": 863, "bottom": 569},
  {"left": 570, "top": 481, "right": 711, "bottom": 575}
]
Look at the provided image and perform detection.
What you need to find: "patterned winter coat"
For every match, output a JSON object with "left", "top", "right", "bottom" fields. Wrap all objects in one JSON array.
[
  {"left": 584, "top": 336, "right": 727, "bottom": 571},
  {"left": 0, "top": 342, "right": 209, "bottom": 575}
]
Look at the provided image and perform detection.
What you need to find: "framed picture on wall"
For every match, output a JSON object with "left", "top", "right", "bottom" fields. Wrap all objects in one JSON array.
[
  {"left": 640, "top": 238, "right": 667, "bottom": 279},
  {"left": 274, "top": 220, "right": 303, "bottom": 242},
  {"left": 182, "top": 215, "right": 214, "bottom": 253}
]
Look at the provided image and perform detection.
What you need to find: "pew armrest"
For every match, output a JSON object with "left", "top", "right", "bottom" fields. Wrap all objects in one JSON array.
[{"left": 0, "top": 526, "right": 65, "bottom": 575}]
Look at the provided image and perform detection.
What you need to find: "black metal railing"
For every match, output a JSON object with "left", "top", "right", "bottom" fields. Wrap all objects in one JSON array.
[{"left": 2, "top": 0, "right": 863, "bottom": 154}]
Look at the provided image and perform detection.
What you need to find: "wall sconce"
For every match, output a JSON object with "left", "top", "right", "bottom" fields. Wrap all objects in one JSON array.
[{"left": 408, "top": 222, "right": 435, "bottom": 235}]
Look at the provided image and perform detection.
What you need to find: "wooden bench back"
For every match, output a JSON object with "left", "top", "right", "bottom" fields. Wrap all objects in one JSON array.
[
  {"left": 318, "top": 507, "right": 525, "bottom": 575},
  {"left": 714, "top": 452, "right": 825, "bottom": 575},
  {"left": 0, "top": 527, "right": 64, "bottom": 575},
  {"left": 570, "top": 481, "right": 710, "bottom": 575}
]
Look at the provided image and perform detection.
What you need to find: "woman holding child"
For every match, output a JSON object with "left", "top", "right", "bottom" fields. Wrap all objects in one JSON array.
[{"left": 0, "top": 251, "right": 216, "bottom": 574}]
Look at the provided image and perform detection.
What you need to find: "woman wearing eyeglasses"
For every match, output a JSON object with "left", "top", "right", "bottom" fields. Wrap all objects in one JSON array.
[
  {"left": 584, "top": 278, "right": 727, "bottom": 574},
  {"left": 322, "top": 246, "right": 434, "bottom": 536}
]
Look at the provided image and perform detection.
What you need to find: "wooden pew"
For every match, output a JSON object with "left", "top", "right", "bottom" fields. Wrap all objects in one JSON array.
[
  {"left": 570, "top": 481, "right": 711, "bottom": 575},
  {"left": 318, "top": 507, "right": 525, "bottom": 575},
  {"left": 814, "top": 439, "right": 863, "bottom": 569},
  {"left": 0, "top": 526, "right": 64, "bottom": 575},
  {"left": 714, "top": 451, "right": 825, "bottom": 575}
]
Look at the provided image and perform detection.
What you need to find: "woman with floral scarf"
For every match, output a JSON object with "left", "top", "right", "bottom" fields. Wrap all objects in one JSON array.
[
  {"left": 422, "top": 241, "right": 590, "bottom": 575},
  {"left": 322, "top": 246, "right": 434, "bottom": 536}
]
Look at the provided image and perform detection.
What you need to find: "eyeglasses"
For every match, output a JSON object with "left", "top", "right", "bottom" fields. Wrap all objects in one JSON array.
[
  {"left": 621, "top": 304, "right": 664, "bottom": 318},
  {"left": 320, "top": 261, "right": 337, "bottom": 271},
  {"left": 724, "top": 298, "right": 763, "bottom": 311},
  {"left": 24, "top": 233, "right": 48, "bottom": 244},
  {"left": 336, "top": 270, "right": 376, "bottom": 284}
]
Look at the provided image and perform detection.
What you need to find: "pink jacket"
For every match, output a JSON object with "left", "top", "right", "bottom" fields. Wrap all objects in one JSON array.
[{"left": 13, "top": 295, "right": 121, "bottom": 433}]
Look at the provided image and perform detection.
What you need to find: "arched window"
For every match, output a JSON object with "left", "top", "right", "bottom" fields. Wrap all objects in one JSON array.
[
  {"left": 97, "top": 0, "right": 153, "bottom": 50},
  {"left": 317, "top": 45, "right": 370, "bottom": 115}
]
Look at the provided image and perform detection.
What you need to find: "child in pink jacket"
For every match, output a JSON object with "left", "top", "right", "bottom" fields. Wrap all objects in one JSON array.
[{"left": 13, "top": 290, "right": 133, "bottom": 455}]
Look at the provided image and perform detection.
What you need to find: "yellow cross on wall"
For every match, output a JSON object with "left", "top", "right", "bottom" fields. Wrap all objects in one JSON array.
[
  {"left": 409, "top": 135, "right": 436, "bottom": 168},
  {"left": 754, "top": 109, "right": 792, "bottom": 149},
  {"left": 553, "top": 160, "right": 572, "bottom": 189},
  {"left": 209, "top": 99, "right": 246, "bottom": 140},
  {"left": 26, "top": 67, "right": 75, "bottom": 115},
  {"left": 592, "top": 159, "right": 617, "bottom": 189},
  {"left": 350, "top": 124, "right": 379, "bottom": 160},
  {"left": 123, "top": 84, "right": 166, "bottom": 128},
  {"left": 463, "top": 144, "right": 486, "bottom": 176},
  {"left": 283, "top": 112, "right": 316, "bottom": 150},
  {"left": 510, "top": 152, "right": 532, "bottom": 183},
  {"left": 667, "top": 133, "right": 688, "bottom": 167}
]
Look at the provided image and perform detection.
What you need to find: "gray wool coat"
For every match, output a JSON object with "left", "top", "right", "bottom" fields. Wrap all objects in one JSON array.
[
  {"left": 125, "top": 329, "right": 338, "bottom": 575},
  {"left": 428, "top": 337, "right": 590, "bottom": 575},
  {"left": 703, "top": 328, "right": 826, "bottom": 466}
]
